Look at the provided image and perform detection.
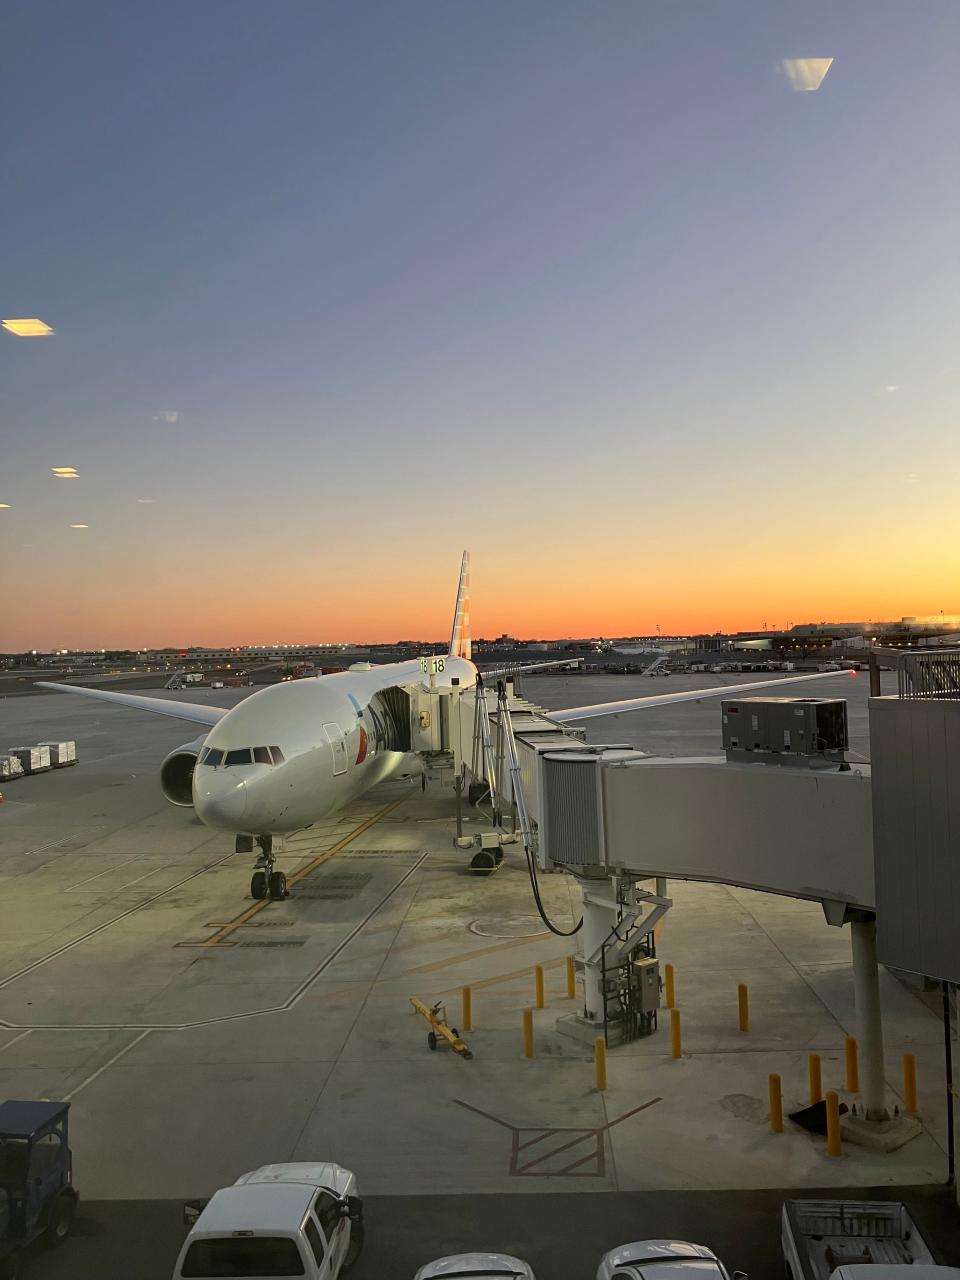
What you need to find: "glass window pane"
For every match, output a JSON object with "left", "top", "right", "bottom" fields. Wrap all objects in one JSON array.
[
  {"left": 201, "top": 748, "right": 223, "bottom": 767},
  {"left": 180, "top": 1236, "right": 305, "bottom": 1276},
  {"left": 303, "top": 1218, "right": 325, "bottom": 1267},
  {"left": 224, "top": 749, "right": 252, "bottom": 766},
  {"left": 253, "top": 746, "right": 272, "bottom": 764},
  {"left": 270, "top": 746, "right": 286, "bottom": 764},
  {"left": 312, "top": 1191, "right": 341, "bottom": 1237}
]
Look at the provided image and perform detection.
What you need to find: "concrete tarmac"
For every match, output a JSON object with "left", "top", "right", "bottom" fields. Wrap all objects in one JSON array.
[{"left": 2, "top": 672, "right": 958, "bottom": 1275}]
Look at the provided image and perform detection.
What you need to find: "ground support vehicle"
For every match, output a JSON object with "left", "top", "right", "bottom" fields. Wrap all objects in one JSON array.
[
  {"left": 0, "top": 1101, "right": 78, "bottom": 1279},
  {"left": 174, "top": 1162, "right": 363, "bottom": 1279}
]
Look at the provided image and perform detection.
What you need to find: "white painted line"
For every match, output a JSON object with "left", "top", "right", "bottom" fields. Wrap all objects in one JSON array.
[
  {"left": 22, "top": 826, "right": 106, "bottom": 858},
  {"left": 64, "top": 1030, "right": 151, "bottom": 1101},
  {"left": 0, "top": 852, "right": 429, "bottom": 1033},
  {"left": 114, "top": 866, "right": 161, "bottom": 890},
  {"left": 0, "top": 851, "right": 238, "bottom": 994},
  {"left": 0, "top": 1029, "right": 32, "bottom": 1054},
  {"left": 64, "top": 857, "right": 141, "bottom": 891}
]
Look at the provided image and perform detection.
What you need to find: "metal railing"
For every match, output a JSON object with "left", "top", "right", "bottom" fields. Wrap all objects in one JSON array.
[{"left": 893, "top": 649, "right": 960, "bottom": 699}]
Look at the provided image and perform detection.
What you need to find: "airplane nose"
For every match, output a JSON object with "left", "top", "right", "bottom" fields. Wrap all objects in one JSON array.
[{"left": 193, "top": 769, "right": 249, "bottom": 829}]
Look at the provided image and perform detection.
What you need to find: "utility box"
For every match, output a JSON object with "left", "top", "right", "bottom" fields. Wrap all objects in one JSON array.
[
  {"left": 721, "top": 698, "right": 848, "bottom": 764},
  {"left": 633, "top": 956, "right": 660, "bottom": 1013}
]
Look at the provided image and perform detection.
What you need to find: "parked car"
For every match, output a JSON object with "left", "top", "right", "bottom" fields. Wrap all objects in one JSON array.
[{"left": 597, "top": 1240, "right": 743, "bottom": 1280}]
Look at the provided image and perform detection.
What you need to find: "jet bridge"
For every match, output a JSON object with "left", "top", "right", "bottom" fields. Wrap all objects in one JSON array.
[
  {"left": 538, "top": 748, "right": 874, "bottom": 914},
  {"left": 450, "top": 684, "right": 898, "bottom": 1127}
]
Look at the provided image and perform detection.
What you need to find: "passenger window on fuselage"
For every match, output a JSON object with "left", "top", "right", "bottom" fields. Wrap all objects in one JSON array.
[
  {"left": 269, "top": 746, "right": 286, "bottom": 764},
  {"left": 224, "top": 748, "right": 252, "bottom": 766},
  {"left": 253, "top": 746, "right": 272, "bottom": 764},
  {"left": 201, "top": 747, "right": 223, "bottom": 767}
]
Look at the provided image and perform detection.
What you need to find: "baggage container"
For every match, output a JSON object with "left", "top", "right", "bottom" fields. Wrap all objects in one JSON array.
[
  {"left": 38, "top": 741, "right": 77, "bottom": 767},
  {"left": 7, "top": 746, "right": 52, "bottom": 774},
  {"left": 0, "top": 755, "right": 25, "bottom": 780}
]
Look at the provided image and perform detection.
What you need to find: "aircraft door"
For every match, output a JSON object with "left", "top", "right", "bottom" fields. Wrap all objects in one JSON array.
[{"left": 323, "top": 723, "right": 348, "bottom": 776}]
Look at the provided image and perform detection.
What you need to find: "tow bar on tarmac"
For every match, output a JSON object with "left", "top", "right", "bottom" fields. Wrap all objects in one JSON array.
[{"left": 410, "top": 997, "right": 473, "bottom": 1060}]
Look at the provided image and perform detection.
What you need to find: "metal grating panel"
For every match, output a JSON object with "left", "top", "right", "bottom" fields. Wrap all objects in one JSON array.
[{"left": 542, "top": 756, "right": 602, "bottom": 865}]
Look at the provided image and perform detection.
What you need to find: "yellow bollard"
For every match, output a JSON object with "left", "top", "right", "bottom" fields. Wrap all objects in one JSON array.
[
  {"left": 738, "top": 983, "right": 749, "bottom": 1033},
  {"left": 808, "top": 1053, "right": 823, "bottom": 1105},
  {"left": 670, "top": 1007, "right": 682, "bottom": 1059},
  {"left": 534, "top": 964, "right": 545, "bottom": 1010},
  {"left": 769, "top": 1073, "right": 783, "bottom": 1133},
  {"left": 462, "top": 985, "right": 472, "bottom": 1033},
  {"left": 825, "top": 1090, "right": 842, "bottom": 1157},
  {"left": 903, "top": 1053, "right": 918, "bottom": 1114},
  {"left": 595, "top": 1036, "right": 607, "bottom": 1091},
  {"left": 522, "top": 1008, "right": 534, "bottom": 1058},
  {"left": 844, "top": 1036, "right": 859, "bottom": 1093},
  {"left": 664, "top": 963, "right": 676, "bottom": 1010},
  {"left": 566, "top": 955, "right": 576, "bottom": 1000}
]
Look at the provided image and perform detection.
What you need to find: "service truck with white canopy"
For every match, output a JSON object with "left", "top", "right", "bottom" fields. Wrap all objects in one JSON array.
[{"left": 172, "top": 1162, "right": 362, "bottom": 1280}]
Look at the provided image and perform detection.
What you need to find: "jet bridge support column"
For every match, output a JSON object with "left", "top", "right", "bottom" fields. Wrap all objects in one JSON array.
[
  {"left": 851, "top": 915, "right": 889, "bottom": 1122},
  {"left": 568, "top": 873, "right": 671, "bottom": 1037},
  {"left": 580, "top": 877, "right": 619, "bottom": 1024}
]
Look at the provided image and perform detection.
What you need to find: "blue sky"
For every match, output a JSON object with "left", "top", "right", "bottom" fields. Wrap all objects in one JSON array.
[{"left": 2, "top": 1, "right": 958, "bottom": 646}]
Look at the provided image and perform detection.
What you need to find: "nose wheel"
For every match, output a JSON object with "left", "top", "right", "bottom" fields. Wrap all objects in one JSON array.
[
  {"left": 249, "top": 836, "right": 288, "bottom": 900},
  {"left": 250, "top": 869, "right": 288, "bottom": 900}
]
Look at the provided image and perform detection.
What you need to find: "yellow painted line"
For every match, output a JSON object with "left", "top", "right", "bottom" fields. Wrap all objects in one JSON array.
[
  {"left": 188, "top": 798, "right": 407, "bottom": 948},
  {"left": 402, "top": 934, "right": 571, "bottom": 976}
]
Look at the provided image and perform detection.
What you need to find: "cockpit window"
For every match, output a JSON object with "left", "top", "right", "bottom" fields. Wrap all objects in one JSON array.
[
  {"left": 253, "top": 746, "right": 272, "bottom": 764},
  {"left": 200, "top": 747, "right": 223, "bottom": 767},
  {"left": 269, "top": 745, "right": 286, "bottom": 765},
  {"left": 224, "top": 748, "right": 252, "bottom": 766}
]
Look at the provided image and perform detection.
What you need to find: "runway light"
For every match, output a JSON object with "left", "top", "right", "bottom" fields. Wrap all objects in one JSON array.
[
  {"left": 70, "top": 523, "right": 89, "bottom": 529},
  {"left": 2, "top": 317, "right": 54, "bottom": 337},
  {"left": 0, "top": 503, "right": 10, "bottom": 509},
  {"left": 51, "top": 467, "right": 79, "bottom": 478}
]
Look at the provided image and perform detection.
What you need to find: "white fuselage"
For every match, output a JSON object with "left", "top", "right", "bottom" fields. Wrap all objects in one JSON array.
[{"left": 192, "top": 656, "right": 477, "bottom": 836}]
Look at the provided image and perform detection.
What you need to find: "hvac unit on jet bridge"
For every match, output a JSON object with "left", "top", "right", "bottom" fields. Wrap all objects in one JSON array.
[{"left": 525, "top": 697, "right": 874, "bottom": 1036}]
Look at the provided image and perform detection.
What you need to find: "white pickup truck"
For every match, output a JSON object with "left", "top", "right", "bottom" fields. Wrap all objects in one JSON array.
[
  {"left": 782, "top": 1199, "right": 959, "bottom": 1280},
  {"left": 172, "top": 1162, "right": 363, "bottom": 1280}
]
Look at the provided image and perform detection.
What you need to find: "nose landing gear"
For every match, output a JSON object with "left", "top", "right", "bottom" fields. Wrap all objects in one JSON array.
[{"left": 245, "top": 835, "right": 288, "bottom": 901}]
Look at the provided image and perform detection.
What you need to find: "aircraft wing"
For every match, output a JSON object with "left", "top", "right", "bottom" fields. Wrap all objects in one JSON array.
[
  {"left": 479, "top": 659, "right": 581, "bottom": 680},
  {"left": 550, "top": 668, "right": 857, "bottom": 723},
  {"left": 37, "top": 682, "right": 228, "bottom": 728}
]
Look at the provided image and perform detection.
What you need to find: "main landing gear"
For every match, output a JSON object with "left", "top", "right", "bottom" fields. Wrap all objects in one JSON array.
[{"left": 237, "top": 834, "right": 288, "bottom": 901}]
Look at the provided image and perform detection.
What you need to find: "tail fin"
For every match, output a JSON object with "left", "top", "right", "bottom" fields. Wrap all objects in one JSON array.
[{"left": 448, "top": 550, "right": 472, "bottom": 660}]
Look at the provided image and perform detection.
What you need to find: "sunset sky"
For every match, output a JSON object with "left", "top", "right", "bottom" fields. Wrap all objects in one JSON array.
[{"left": 2, "top": 1, "right": 958, "bottom": 650}]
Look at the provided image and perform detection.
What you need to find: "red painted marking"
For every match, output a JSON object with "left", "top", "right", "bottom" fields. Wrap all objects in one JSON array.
[
  {"left": 453, "top": 1096, "right": 662, "bottom": 1178},
  {"left": 356, "top": 726, "right": 368, "bottom": 764}
]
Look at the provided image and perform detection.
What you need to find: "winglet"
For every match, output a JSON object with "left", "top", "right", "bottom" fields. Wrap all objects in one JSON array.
[{"left": 448, "top": 550, "right": 471, "bottom": 660}]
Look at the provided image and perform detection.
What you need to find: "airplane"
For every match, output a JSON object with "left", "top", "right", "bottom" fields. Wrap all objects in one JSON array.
[{"left": 40, "top": 552, "right": 855, "bottom": 901}]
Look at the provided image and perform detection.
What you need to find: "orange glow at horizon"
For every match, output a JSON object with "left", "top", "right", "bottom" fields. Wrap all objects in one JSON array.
[{"left": 4, "top": 538, "right": 957, "bottom": 650}]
